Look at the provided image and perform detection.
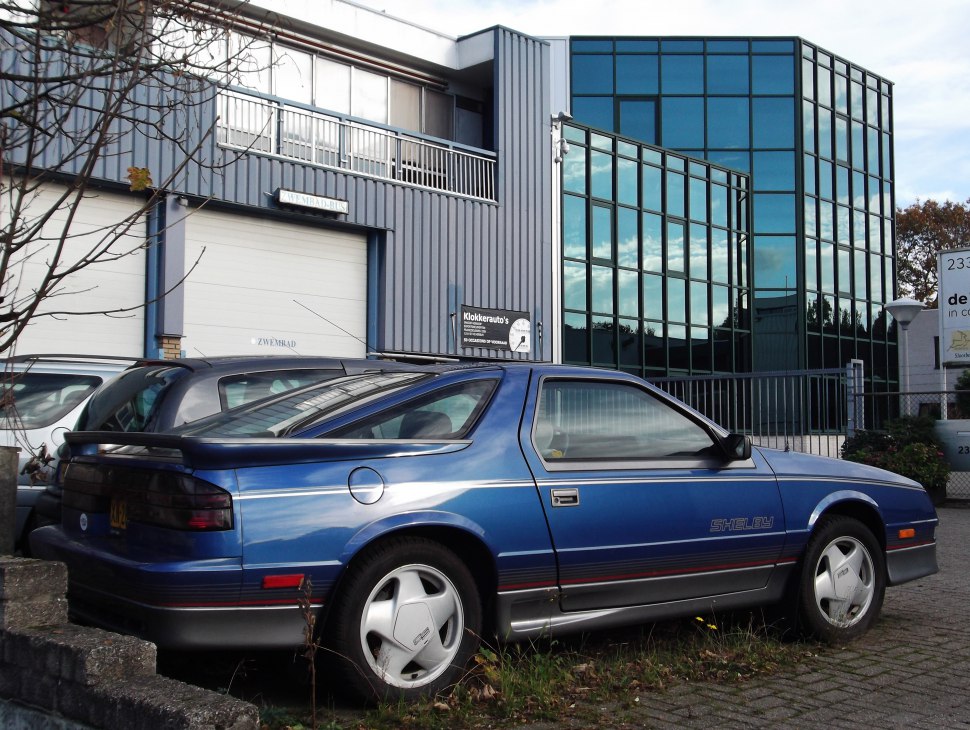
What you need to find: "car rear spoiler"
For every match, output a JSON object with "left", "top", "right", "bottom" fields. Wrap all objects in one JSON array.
[{"left": 64, "top": 430, "right": 470, "bottom": 470}]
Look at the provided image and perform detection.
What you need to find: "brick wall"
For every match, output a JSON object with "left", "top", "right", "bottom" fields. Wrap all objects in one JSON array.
[{"left": 158, "top": 335, "right": 182, "bottom": 360}]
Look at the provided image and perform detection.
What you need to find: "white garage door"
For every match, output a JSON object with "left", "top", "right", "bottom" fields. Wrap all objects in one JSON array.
[
  {"left": 2, "top": 180, "right": 146, "bottom": 356},
  {"left": 182, "top": 209, "right": 367, "bottom": 358}
]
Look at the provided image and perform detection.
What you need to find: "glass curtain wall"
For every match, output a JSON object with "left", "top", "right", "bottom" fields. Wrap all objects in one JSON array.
[
  {"left": 800, "top": 42, "right": 896, "bottom": 390},
  {"left": 561, "top": 125, "right": 752, "bottom": 376},
  {"left": 570, "top": 37, "right": 897, "bottom": 387}
]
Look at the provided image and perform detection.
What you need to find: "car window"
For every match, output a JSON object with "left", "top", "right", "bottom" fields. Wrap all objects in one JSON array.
[
  {"left": 78, "top": 366, "right": 184, "bottom": 432},
  {"left": 176, "top": 371, "right": 431, "bottom": 437},
  {"left": 0, "top": 373, "right": 103, "bottom": 429},
  {"left": 218, "top": 369, "right": 343, "bottom": 410},
  {"left": 329, "top": 379, "right": 498, "bottom": 439},
  {"left": 534, "top": 379, "right": 715, "bottom": 460}
]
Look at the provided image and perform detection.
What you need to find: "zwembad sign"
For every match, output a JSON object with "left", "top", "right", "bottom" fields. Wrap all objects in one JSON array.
[
  {"left": 276, "top": 189, "right": 349, "bottom": 215},
  {"left": 461, "top": 306, "right": 531, "bottom": 353},
  {"left": 939, "top": 248, "right": 970, "bottom": 365}
]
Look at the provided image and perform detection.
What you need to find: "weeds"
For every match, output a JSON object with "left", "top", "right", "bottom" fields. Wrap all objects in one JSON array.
[
  {"left": 297, "top": 576, "right": 320, "bottom": 729},
  {"left": 258, "top": 612, "right": 813, "bottom": 729}
]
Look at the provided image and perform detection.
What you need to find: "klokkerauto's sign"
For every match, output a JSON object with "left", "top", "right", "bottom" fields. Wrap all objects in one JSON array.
[
  {"left": 461, "top": 305, "right": 531, "bottom": 353},
  {"left": 939, "top": 248, "right": 970, "bottom": 365}
]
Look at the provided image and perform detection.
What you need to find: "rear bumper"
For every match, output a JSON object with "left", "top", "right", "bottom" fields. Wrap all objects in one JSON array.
[
  {"left": 886, "top": 541, "right": 938, "bottom": 586},
  {"left": 67, "top": 582, "right": 312, "bottom": 650},
  {"left": 29, "top": 525, "right": 314, "bottom": 650},
  {"left": 14, "top": 483, "right": 44, "bottom": 547}
]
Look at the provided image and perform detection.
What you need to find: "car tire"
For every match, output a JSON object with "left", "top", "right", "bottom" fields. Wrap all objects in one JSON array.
[
  {"left": 797, "top": 515, "right": 885, "bottom": 644},
  {"left": 324, "top": 536, "right": 482, "bottom": 701},
  {"left": 17, "top": 513, "right": 43, "bottom": 557}
]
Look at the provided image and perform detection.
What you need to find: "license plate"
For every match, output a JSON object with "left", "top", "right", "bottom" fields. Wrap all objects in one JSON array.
[{"left": 110, "top": 499, "right": 127, "bottom": 530}]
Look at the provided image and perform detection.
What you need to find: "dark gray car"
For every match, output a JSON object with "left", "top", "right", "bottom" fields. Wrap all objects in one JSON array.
[{"left": 31, "top": 354, "right": 419, "bottom": 531}]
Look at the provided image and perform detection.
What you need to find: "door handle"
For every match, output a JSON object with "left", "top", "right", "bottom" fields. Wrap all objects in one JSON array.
[{"left": 550, "top": 488, "right": 580, "bottom": 507}]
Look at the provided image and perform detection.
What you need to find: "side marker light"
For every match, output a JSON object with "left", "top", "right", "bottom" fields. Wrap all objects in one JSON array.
[{"left": 262, "top": 574, "right": 305, "bottom": 590}]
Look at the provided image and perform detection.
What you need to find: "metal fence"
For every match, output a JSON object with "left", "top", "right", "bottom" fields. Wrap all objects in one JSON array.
[
  {"left": 856, "top": 388, "right": 954, "bottom": 427},
  {"left": 856, "top": 389, "right": 970, "bottom": 500},
  {"left": 216, "top": 90, "right": 497, "bottom": 202},
  {"left": 646, "top": 363, "right": 970, "bottom": 501},
  {"left": 653, "top": 370, "right": 969, "bottom": 500},
  {"left": 650, "top": 365, "right": 857, "bottom": 459}
]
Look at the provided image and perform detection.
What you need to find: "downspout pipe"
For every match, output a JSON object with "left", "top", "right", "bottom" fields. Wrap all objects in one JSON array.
[{"left": 144, "top": 199, "right": 164, "bottom": 359}]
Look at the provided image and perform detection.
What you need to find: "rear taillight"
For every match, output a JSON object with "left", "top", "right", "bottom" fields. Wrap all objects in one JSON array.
[
  {"left": 127, "top": 477, "right": 233, "bottom": 531},
  {"left": 62, "top": 462, "right": 233, "bottom": 532},
  {"left": 62, "top": 462, "right": 112, "bottom": 512}
]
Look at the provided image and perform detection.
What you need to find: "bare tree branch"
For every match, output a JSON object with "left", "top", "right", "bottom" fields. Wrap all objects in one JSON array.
[{"left": 1, "top": 0, "right": 278, "bottom": 353}]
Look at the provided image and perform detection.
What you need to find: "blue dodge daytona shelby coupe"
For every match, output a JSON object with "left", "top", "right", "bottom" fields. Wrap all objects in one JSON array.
[{"left": 31, "top": 363, "right": 939, "bottom": 699}]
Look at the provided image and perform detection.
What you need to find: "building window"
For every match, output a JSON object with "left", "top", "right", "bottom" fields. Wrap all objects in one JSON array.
[
  {"left": 560, "top": 123, "right": 751, "bottom": 376},
  {"left": 272, "top": 46, "right": 312, "bottom": 104},
  {"left": 218, "top": 32, "right": 476, "bottom": 147},
  {"left": 390, "top": 79, "right": 421, "bottom": 130}
]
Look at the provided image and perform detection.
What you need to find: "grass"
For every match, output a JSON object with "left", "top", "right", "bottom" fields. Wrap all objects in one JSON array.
[{"left": 254, "top": 611, "right": 815, "bottom": 730}]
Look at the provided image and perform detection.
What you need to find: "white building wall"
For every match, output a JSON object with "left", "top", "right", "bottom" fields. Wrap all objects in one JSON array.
[
  {"left": 905, "top": 308, "right": 951, "bottom": 394},
  {"left": 1, "top": 181, "right": 146, "bottom": 357}
]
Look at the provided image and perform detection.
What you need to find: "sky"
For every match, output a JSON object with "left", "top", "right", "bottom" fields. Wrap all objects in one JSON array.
[{"left": 352, "top": 0, "right": 970, "bottom": 208}]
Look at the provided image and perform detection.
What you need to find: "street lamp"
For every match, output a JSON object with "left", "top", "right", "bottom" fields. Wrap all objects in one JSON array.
[{"left": 886, "top": 297, "right": 926, "bottom": 404}]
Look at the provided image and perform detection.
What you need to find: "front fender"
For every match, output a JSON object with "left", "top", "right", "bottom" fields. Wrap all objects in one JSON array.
[{"left": 807, "top": 490, "right": 882, "bottom": 531}]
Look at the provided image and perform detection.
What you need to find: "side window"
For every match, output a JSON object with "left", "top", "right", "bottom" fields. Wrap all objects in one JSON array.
[
  {"left": 329, "top": 379, "right": 498, "bottom": 439},
  {"left": 218, "top": 369, "right": 341, "bottom": 410},
  {"left": 534, "top": 379, "right": 715, "bottom": 460}
]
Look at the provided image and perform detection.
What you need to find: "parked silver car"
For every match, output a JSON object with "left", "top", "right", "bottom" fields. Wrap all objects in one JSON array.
[{"left": 1, "top": 354, "right": 134, "bottom": 548}]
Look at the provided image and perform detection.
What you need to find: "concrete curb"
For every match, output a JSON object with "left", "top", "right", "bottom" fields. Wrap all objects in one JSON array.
[{"left": 0, "top": 557, "right": 259, "bottom": 730}]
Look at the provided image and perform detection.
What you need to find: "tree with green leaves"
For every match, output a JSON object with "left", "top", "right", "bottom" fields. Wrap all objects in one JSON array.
[{"left": 896, "top": 198, "right": 970, "bottom": 306}]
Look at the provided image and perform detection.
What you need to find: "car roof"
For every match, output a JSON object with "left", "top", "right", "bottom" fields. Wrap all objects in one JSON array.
[
  {"left": 2, "top": 354, "right": 139, "bottom": 378},
  {"left": 120, "top": 354, "right": 421, "bottom": 375},
  {"left": 412, "top": 361, "right": 638, "bottom": 378},
  {"left": 76, "top": 355, "right": 435, "bottom": 433}
]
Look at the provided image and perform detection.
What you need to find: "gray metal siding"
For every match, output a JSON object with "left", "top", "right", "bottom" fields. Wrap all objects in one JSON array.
[
  {"left": 186, "top": 27, "right": 552, "bottom": 360},
  {"left": 493, "top": 29, "right": 552, "bottom": 358},
  {"left": 3, "top": 27, "right": 552, "bottom": 360}
]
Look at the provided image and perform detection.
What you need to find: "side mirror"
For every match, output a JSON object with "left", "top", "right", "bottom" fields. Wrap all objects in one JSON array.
[{"left": 721, "top": 433, "right": 752, "bottom": 461}]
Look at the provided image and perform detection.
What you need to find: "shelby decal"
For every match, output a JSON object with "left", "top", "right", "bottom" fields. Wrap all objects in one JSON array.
[
  {"left": 251, "top": 337, "right": 297, "bottom": 348},
  {"left": 710, "top": 516, "right": 775, "bottom": 532}
]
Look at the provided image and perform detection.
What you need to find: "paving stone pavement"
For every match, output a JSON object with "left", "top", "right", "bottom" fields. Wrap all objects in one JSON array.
[{"left": 623, "top": 505, "right": 970, "bottom": 729}]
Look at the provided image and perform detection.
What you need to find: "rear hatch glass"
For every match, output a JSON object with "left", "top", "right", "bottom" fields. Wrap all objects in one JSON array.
[
  {"left": 217, "top": 368, "right": 344, "bottom": 410},
  {"left": 77, "top": 366, "right": 185, "bottom": 432},
  {"left": 178, "top": 371, "right": 430, "bottom": 437}
]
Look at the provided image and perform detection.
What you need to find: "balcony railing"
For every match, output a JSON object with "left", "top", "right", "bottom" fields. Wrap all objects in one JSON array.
[{"left": 216, "top": 91, "right": 497, "bottom": 202}]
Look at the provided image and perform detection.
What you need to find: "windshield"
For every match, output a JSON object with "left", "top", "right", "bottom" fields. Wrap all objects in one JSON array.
[
  {"left": 0, "top": 372, "right": 103, "bottom": 429},
  {"left": 176, "top": 371, "right": 431, "bottom": 437}
]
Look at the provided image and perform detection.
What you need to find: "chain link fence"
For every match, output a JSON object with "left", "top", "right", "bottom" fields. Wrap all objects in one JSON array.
[{"left": 856, "top": 389, "right": 970, "bottom": 501}]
